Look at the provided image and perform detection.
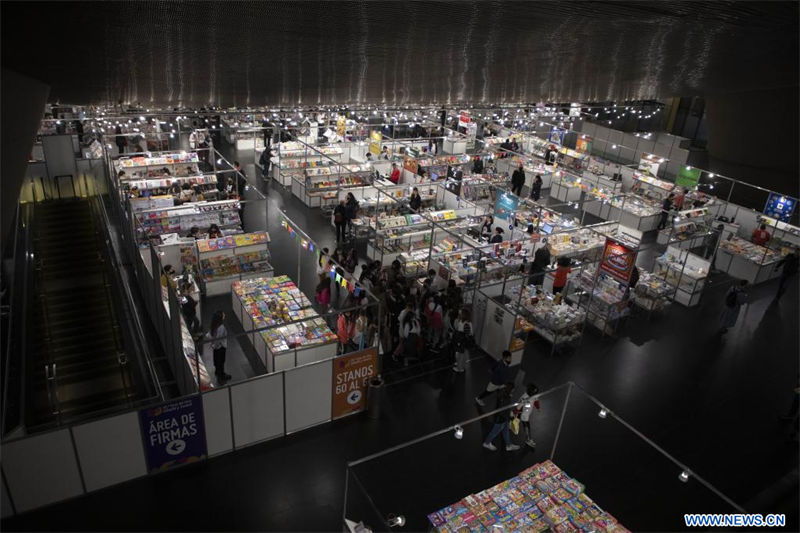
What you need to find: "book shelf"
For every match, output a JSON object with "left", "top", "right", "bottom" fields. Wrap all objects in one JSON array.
[{"left": 196, "top": 232, "right": 273, "bottom": 296}]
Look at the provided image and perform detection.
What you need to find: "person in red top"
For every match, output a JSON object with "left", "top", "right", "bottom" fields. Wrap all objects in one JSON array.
[
  {"left": 752, "top": 224, "right": 771, "bottom": 247},
  {"left": 552, "top": 257, "right": 572, "bottom": 294},
  {"left": 389, "top": 163, "right": 401, "bottom": 184},
  {"left": 673, "top": 188, "right": 687, "bottom": 210}
]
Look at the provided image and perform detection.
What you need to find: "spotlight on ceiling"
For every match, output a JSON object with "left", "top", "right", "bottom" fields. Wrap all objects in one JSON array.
[
  {"left": 598, "top": 408, "right": 608, "bottom": 419},
  {"left": 453, "top": 425, "right": 464, "bottom": 440},
  {"left": 679, "top": 470, "right": 690, "bottom": 483}
]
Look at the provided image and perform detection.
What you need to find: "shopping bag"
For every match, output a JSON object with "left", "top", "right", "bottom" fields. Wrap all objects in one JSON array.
[{"left": 510, "top": 417, "right": 520, "bottom": 435}]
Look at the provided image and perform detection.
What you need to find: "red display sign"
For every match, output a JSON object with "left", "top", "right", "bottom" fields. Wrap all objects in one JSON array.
[
  {"left": 599, "top": 238, "right": 637, "bottom": 284},
  {"left": 459, "top": 111, "right": 471, "bottom": 126}
]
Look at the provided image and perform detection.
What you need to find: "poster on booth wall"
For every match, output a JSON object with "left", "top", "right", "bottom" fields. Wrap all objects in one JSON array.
[
  {"left": 458, "top": 110, "right": 471, "bottom": 128},
  {"left": 548, "top": 126, "right": 566, "bottom": 146},
  {"left": 493, "top": 191, "right": 519, "bottom": 220},
  {"left": 332, "top": 348, "right": 378, "bottom": 419},
  {"left": 139, "top": 396, "right": 207, "bottom": 474},
  {"left": 575, "top": 136, "right": 593, "bottom": 154},
  {"left": 599, "top": 238, "right": 637, "bottom": 284},
  {"left": 369, "top": 130, "right": 382, "bottom": 156},
  {"left": 763, "top": 193, "right": 797, "bottom": 223},
  {"left": 638, "top": 153, "right": 661, "bottom": 177},
  {"left": 675, "top": 166, "right": 701, "bottom": 189},
  {"left": 336, "top": 116, "right": 347, "bottom": 137},
  {"left": 403, "top": 156, "right": 419, "bottom": 175}
]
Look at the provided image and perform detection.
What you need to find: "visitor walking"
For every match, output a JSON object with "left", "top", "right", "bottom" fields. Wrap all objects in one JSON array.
[
  {"left": 720, "top": 279, "right": 748, "bottom": 334},
  {"left": 333, "top": 200, "right": 347, "bottom": 243},
  {"left": 482, "top": 384, "right": 521, "bottom": 452},
  {"left": 452, "top": 309, "right": 473, "bottom": 373},
  {"left": 513, "top": 383, "right": 540, "bottom": 448},
  {"left": 530, "top": 174, "right": 543, "bottom": 201},
  {"left": 205, "top": 311, "right": 231, "bottom": 383},
  {"left": 475, "top": 351, "right": 513, "bottom": 406},
  {"left": 511, "top": 163, "right": 525, "bottom": 196}
]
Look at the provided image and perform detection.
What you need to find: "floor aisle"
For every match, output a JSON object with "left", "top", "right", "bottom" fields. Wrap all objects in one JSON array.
[{"left": 3, "top": 140, "right": 797, "bottom": 531}]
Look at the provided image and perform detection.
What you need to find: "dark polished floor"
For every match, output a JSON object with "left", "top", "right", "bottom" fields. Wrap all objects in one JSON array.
[{"left": 3, "top": 141, "right": 798, "bottom": 532}]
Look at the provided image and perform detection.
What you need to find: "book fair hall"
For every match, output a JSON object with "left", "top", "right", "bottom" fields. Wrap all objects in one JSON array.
[{"left": 0, "top": 2, "right": 798, "bottom": 532}]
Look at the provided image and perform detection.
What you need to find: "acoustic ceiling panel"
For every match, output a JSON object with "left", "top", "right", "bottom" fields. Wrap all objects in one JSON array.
[{"left": 2, "top": 1, "right": 797, "bottom": 106}]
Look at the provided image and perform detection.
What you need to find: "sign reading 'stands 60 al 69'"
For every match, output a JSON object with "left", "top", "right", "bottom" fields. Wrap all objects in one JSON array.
[
  {"left": 599, "top": 238, "right": 637, "bottom": 284},
  {"left": 331, "top": 348, "right": 378, "bottom": 419}
]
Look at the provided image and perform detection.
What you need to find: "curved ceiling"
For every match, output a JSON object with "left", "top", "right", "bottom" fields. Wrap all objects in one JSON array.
[{"left": 2, "top": 1, "right": 798, "bottom": 106}]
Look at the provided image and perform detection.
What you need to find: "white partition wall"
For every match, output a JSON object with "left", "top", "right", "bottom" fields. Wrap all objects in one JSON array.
[
  {"left": 72, "top": 412, "right": 147, "bottom": 492},
  {"left": 230, "top": 374, "right": 285, "bottom": 447},
  {"left": 284, "top": 360, "right": 333, "bottom": 433},
  {"left": 202, "top": 388, "right": 234, "bottom": 456},
  {"left": 2, "top": 430, "right": 84, "bottom": 512}
]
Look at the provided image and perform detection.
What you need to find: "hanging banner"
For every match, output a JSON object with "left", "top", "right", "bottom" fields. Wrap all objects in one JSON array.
[
  {"left": 599, "top": 238, "right": 637, "bottom": 284},
  {"left": 369, "top": 130, "right": 382, "bottom": 155},
  {"left": 675, "top": 166, "right": 701, "bottom": 188},
  {"left": 548, "top": 126, "right": 566, "bottom": 146},
  {"left": 763, "top": 193, "right": 797, "bottom": 223},
  {"left": 139, "top": 397, "right": 207, "bottom": 474},
  {"left": 493, "top": 190, "right": 519, "bottom": 220},
  {"left": 332, "top": 347, "right": 379, "bottom": 419}
]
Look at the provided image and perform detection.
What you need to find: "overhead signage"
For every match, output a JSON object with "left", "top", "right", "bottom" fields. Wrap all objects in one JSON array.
[
  {"left": 675, "top": 166, "right": 701, "bottom": 189},
  {"left": 332, "top": 348, "right": 378, "bottom": 419},
  {"left": 599, "top": 238, "right": 637, "bottom": 284},
  {"left": 493, "top": 191, "right": 519, "bottom": 220},
  {"left": 369, "top": 130, "right": 382, "bottom": 155},
  {"left": 458, "top": 110, "right": 471, "bottom": 127},
  {"left": 763, "top": 193, "right": 797, "bottom": 223},
  {"left": 139, "top": 397, "right": 207, "bottom": 474}
]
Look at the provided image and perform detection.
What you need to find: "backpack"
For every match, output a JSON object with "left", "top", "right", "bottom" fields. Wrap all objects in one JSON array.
[{"left": 725, "top": 288, "right": 738, "bottom": 308}]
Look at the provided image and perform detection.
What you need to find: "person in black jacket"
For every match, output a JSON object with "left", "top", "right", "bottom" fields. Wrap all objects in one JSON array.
[
  {"left": 530, "top": 175, "right": 543, "bottom": 201},
  {"left": 511, "top": 163, "right": 525, "bottom": 196},
  {"left": 489, "top": 227, "right": 504, "bottom": 243},
  {"left": 475, "top": 351, "right": 513, "bottom": 405},
  {"left": 472, "top": 156, "right": 484, "bottom": 174},
  {"left": 333, "top": 200, "right": 347, "bottom": 243},
  {"left": 409, "top": 187, "right": 422, "bottom": 212},
  {"left": 658, "top": 193, "right": 675, "bottom": 230},
  {"left": 776, "top": 247, "right": 799, "bottom": 300},
  {"left": 529, "top": 239, "right": 551, "bottom": 286},
  {"left": 482, "top": 383, "right": 520, "bottom": 451},
  {"left": 345, "top": 192, "right": 359, "bottom": 239},
  {"left": 115, "top": 125, "right": 127, "bottom": 154}
]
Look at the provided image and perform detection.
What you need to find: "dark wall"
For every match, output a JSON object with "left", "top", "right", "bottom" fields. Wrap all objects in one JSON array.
[
  {"left": 705, "top": 87, "right": 799, "bottom": 197},
  {"left": 1, "top": 69, "right": 50, "bottom": 248}
]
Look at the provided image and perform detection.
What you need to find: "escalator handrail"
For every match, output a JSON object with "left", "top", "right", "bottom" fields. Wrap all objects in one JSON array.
[{"left": 91, "top": 195, "right": 165, "bottom": 403}]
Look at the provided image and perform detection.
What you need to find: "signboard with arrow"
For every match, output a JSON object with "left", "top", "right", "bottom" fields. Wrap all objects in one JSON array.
[{"left": 139, "top": 396, "right": 207, "bottom": 473}]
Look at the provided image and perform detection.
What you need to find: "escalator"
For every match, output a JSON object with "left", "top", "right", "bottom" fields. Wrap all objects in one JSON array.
[{"left": 26, "top": 198, "right": 140, "bottom": 430}]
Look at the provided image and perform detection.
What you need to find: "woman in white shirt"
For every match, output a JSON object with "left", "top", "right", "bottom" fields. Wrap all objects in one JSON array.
[{"left": 205, "top": 310, "right": 230, "bottom": 383}]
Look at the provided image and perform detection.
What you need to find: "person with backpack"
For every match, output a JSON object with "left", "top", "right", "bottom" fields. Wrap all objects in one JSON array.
[
  {"left": 482, "top": 384, "right": 521, "bottom": 452},
  {"left": 720, "top": 279, "right": 748, "bottom": 334},
  {"left": 475, "top": 351, "right": 513, "bottom": 406},
  {"left": 452, "top": 309, "right": 473, "bottom": 373},
  {"left": 512, "top": 383, "right": 541, "bottom": 448}
]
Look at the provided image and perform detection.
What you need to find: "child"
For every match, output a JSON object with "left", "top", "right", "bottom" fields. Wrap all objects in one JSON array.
[{"left": 514, "top": 383, "right": 541, "bottom": 448}]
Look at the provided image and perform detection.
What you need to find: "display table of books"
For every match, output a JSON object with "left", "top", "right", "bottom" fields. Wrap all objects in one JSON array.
[
  {"left": 231, "top": 275, "right": 337, "bottom": 373},
  {"left": 427, "top": 460, "right": 629, "bottom": 533}
]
